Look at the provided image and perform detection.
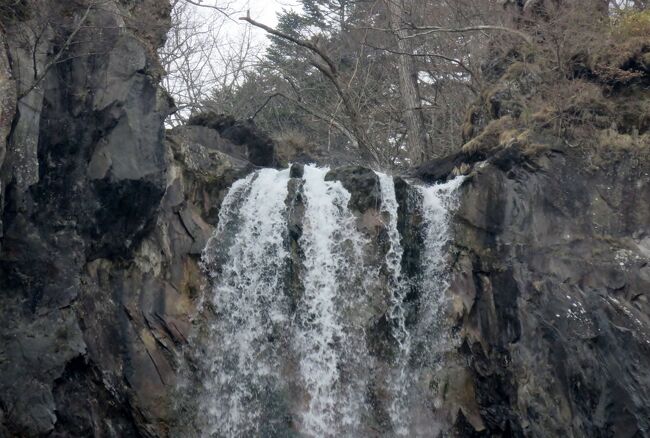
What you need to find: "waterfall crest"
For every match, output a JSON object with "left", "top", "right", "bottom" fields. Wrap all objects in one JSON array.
[{"left": 193, "top": 165, "right": 464, "bottom": 437}]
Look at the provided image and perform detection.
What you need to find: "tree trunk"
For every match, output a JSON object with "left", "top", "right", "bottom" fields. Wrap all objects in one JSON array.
[
  {"left": 0, "top": 30, "right": 16, "bottom": 173},
  {"left": 385, "top": 0, "right": 431, "bottom": 164}
]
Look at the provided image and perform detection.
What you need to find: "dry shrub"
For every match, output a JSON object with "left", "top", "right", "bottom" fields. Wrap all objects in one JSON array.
[
  {"left": 611, "top": 94, "right": 650, "bottom": 134},
  {"left": 527, "top": 2, "right": 608, "bottom": 76},
  {"left": 518, "top": 3, "right": 648, "bottom": 84},
  {"left": 597, "top": 130, "right": 649, "bottom": 151},
  {"left": 560, "top": 81, "right": 613, "bottom": 129},
  {"left": 461, "top": 2, "right": 650, "bottom": 162},
  {"left": 518, "top": 79, "right": 607, "bottom": 140},
  {"left": 461, "top": 116, "right": 516, "bottom": 154},
  {"left": 274, "top": 129, "right": 321, "bottom": 164},
  {"left": 588, "top": 37, "right": 649, "bottom": 87},
  {"left": 611, "top": 9, "right": 650, "bottom": 40},
  {"left": 587, "top": 130, "right": 650, "bottom": 169},
  {"left": 576, "top": 10, "right": 650, "bottom": 85}
]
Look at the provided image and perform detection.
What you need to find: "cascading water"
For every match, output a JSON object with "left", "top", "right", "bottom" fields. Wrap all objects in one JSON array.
[
  {"left": 198, "top": 168, "right": 292, "bottom": 436},
  {"left": 376, "top": 173, "right": 465, "bottom": 436},
  {"left": 377, "top": 172, "right": 411, "bottom": 436},
  {"left": 192, "top": 164, "right": 464, "bottom": 437},
  {"left": 417, "top": 176, "right": 467, "bottom": 344},
  {"left": 294, "top": 165, "right": 370, "bottom": 435}
]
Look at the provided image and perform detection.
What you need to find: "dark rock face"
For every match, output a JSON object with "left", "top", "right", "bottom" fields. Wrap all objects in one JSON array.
[
  {"left": 413, "top": 150, "right": 486, "bottom": 183},
  {"left": 0, "top": 1, "right": 172, "bottom": 435},
  {"left": 325, "top": 165, "right": 381, "bottom": 212},
  {"left": 0, "top": 1, "right": 171, "bottom": 434},
  {"left": 0, "top": 1, "right": 254, "bottom": 435},
  {"left": 446, "top": 146, "right": 650, "bottom": 436}
]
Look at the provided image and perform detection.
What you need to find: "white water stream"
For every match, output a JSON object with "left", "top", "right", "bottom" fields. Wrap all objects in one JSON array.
[{"left": 196, "top": 165, "right": 464, "bottom": 437}]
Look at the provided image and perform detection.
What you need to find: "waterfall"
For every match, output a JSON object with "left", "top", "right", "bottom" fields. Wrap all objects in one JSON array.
[
  {"left": 199, "top": 168, "right": 292, "bottom": 437},
  {"left": 193, "top": 165, "right": 464, "bottom": 437},
  {"left": 417, "top": 176, "right": 466, "bottom": 333},
  {"left": 377, "top": 172, "right": 411, "bottom": 436},
  {"left": 294, "top": 165, "right": 370, "bottom": 435},
  {"left": 377, "top": 172, "right": 408, "bottom": 349}
]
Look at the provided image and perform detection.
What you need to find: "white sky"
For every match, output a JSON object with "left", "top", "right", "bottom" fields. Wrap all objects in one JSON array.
[
  {"left": 164, "top": 0, "right": 301, "bottom": 118},
  {"left": 196, "top": 0, "right": 300, "bottom": 36},
  {"left": 239, "top": 0, "right": 298, "bottom": 27}
]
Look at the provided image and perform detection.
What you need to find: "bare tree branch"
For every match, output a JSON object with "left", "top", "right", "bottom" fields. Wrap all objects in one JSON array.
[
  {"left": 356, "top": 23, "right": 533, "bottom": 44},
  {"left": 405, "top": 24, "right": 533, "bottom": 44},
  {"left": 182, "top": 0, "right": 232, "bottom": 17},
  {"left": 17, "top": 3, "right": 93, "bottom": 100},
  {"left": 254, "top": 92, "right": 361, "bottom": 150},
  {"left": 239, "top": 11, "right": 339, "bottom": 77},
  {"left": 239, "top": 10, "right": 381, "bottom": 167},
  {"left": 363, "top": 42, "right": 481, "bottom": 92}
]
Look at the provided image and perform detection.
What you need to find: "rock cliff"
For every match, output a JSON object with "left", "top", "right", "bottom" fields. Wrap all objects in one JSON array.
[
  {"left": 443, "top": 142, "right": 650, "bottom": 437},
  {"left": 0, "top": 1, "right": 255, "bottom": 435},
  {"left": 437, "top": 36, "right": 650, "bottom": 437}
]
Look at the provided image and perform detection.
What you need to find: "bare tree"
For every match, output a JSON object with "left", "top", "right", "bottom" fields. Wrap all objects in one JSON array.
[
  {"left": 160, "top": 0, "right": 261, "bottom": 126},
  {"left": 0, "top": 27, "right": 16, "bottom": 172},
  {"left": 383, "top": 0, "right": 431, "bottom": 162},
  {"left": 241, "top": 11, "right": 382, "bottom": 167}
]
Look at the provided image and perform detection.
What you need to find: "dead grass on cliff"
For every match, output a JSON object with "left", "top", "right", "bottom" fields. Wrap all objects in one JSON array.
[
  {"left": 0, "top": 0, "right": 31, "bottom": 23},
  {"left": 460, "top": 4, "right": 650, "bottom": 164},
  {"left": 461, "top": 116, "right": 516, "bottom": 154},
  {"left": 611, "top": 9, "right": 650, "bottom": 41},
  {"left": 585, "top": 130, "right": 650, "bottom": 170}
]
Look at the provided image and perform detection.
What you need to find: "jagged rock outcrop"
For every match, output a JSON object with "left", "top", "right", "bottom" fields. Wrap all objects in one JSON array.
[
  {"left": 186, "top": 112, "right": 277, "bottom": 167},
  {"left": 445, "top": 141, "right": 650, "bottom": 437},
  {"left": 0, "top": 1, "right": 257, "bottom": 435}
]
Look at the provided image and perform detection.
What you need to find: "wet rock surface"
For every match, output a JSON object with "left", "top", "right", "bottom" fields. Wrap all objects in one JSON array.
[
  {"left": 447, "top": 146, "right": 650, "bottom": 437},
  {"left": 325, "top": 165, "right": 381, "bottom": 212}
]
